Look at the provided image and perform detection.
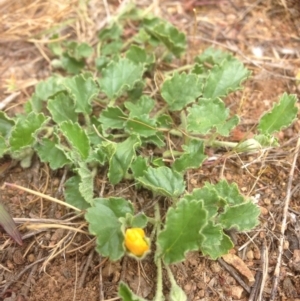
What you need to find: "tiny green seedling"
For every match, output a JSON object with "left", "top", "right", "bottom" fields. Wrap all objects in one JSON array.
[{"left": 0, "top": 5, "right": 298, "bottom": 301}]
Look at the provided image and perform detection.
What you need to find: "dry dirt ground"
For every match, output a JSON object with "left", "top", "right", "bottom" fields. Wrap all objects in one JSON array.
[{"left": 1, "top": 0, "right": 300, "bottom": 300}]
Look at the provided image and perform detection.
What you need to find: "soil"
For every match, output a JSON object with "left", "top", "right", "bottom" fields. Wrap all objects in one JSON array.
[{"left": 1, "top": 0, "right": 300, "bottom": 300}]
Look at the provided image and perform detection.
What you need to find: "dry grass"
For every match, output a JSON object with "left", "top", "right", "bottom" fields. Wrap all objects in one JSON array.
[{"left": 0, "top": 0, "right": 76, "bottom": 42}]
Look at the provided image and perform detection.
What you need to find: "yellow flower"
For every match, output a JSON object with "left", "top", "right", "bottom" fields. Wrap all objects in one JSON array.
[{"left": 124, "top": 228, "right": 150, "bottom": 257}]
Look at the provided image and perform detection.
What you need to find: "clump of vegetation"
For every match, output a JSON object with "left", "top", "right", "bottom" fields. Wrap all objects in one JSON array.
[{"left": 0, "top": 4, "right": 298, "bottom": 300}]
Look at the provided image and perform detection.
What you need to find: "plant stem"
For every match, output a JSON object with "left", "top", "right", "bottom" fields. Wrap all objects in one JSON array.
[
  {"left": 153, "top": 203, "right": 164, "bottom": 301},
  {"left": 164, "top": 64, "right": 194, "bottom": 76},
  {"left": 153, "top": 257, "right": 164, "bottom": 301}
]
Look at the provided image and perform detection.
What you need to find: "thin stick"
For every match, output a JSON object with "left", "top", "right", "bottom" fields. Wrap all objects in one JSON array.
[
  {"left": 270, "top": 137, "right": 300, "bottom": 300},
  {"left": 0, "top": 92, "right": 20, "bottom": 110},
  {"left": 78, "top": 248, "right": 94, "bottom": 288},
  {"left": 217, "top": 258, "right": 251, "bottom": 294},
  {"left": 3, "top": 182, "right": 81, "bottom": 212}
]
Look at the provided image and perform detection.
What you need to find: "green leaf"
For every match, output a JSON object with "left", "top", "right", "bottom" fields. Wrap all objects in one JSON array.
[
  {"left": 130, "top": 213, "right": 148, "bottom": 228},
  {"left": 219, "top": 201, "right": 260, "bottom": 231},
  {"left": 157, "top": 199, "right": 207, "bottom": 264},
  {"left": 66, "top": 41, "right": 93, "bottom": 60},
  {"left": 124, "top": 96, "right": 155, "bottom": 117},
  {"left": 0, "top": 136, "right": 7, "bottom": 157},
  {"left": 205, "top": 180, "right": 245, "bottom": 205},
  {"left": 118, "top": 282, "right": 148, "bottom": 301},
  {"left": 104, "top": 135, "right": 141, "bottom": 185},
  {"left": 99, "top": 106, "right": 128, "bottom": 132},
  {"left": 143, "top": 17, "right": 186, "bottom": 57},
  {"left": 125, "top": 115, "right": 157, "bottom": 137},
  {"left": 126, "top": 45, "right": 155, "bottom": 67},
  {"left": 182, "top": 186, "right": 223, "bottom": 219},
  {"left": 172, "top": 139, "right": 207, "bottom": 173},
  {"left": 195, "top": 47, "right": 232, "bottom": 65},
  {"left": 258, "top": 93, "right": 298, "bottom": 135},
  {"left": 203, "top": 59, "right": 250, "bottom": 99},
  {"left": 98, "top": 23, "right": 122, "bottom": 41},
  {"left": 137, "top": 166, "right": 185, "bottom": 198},
  {"left": 85, "top": 198, "right": 134, "bottom": 261},
  {"left": 35, "top": 76, "right": 65, "bottom": 100},
  {"left": 131, "top": 156, "right": 148, "bottom": 179},
  {"left": 161, "top": 72, "right": 202, "bottom": 111},
  {"left": 47, "top": 92, "right": 77, "bottom": 124},
  {"left": 35, "top": 135, "right": 70, "bottom": 170},
  {"left": 60, "top": 121, "right": 90, "bottom": 160},
  {"left": 64, "top": 175, "right": 90, "bottom": 210},
  {"left": 98, "top": 58, "right": 144, "bottom": 99},
  {"left": 0, "top": 111, "right": 14, "bottom": 138},
  {"left": 61, "top": 54, "right": 85, "bottom": 74},
  {"left": 10, "top": 112, "right": 49, "bottom": 151},
  {"left": 76, "top": 163, "right": 94, "bottom": 205},
  {"left": 187, "top": 99, "right": 239, "bottom": 136},
  {"left": 63, "top": 74, "right": 99, "bottom": 114},
  {"left": 200, "top": 230, "right": 233, "bottom": 259}
]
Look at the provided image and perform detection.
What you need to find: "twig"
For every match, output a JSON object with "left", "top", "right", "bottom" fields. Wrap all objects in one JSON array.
[
  {"left": 3, "top": 182, "right": 81, "bottom": 212},
  {"left": 21, "top": 251, "right": 43, "bottom": 297},
  {"left": 270, "top": 137, "right": 300, "bottom": 300},
  {"left": 78, "top": 248, "right": 94, "bottom": 288},
  {"left": 99, "top": 255, "right": 104, "bottom": 301},
  {"left": 248, "top": 271, "right": 262, "bottom": 301},
  {"left": 217, "top": 258, "right": 251, "bottom": 293},
  {"left": 258, "top": 241, "right": 269, "bottom": 301},
  {"left": 0, "top": 92, "right": 20, "bottom": 110}
]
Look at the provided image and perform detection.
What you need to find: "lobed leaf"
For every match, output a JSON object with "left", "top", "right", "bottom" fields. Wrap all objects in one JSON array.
[
  {"left": 125, "top": 115, "right": 157, "bottom": 137},
  {"left": 0, "top": 112, "right": 14, "bottom": 138},
  {"left": 0, "top": 136, "right": 7, "bottom": 157},
  {"left": 98, "top": 58, "right": 144, "bottom": 99},
  {"left": 143, "top": 17, "right": 186, "bottom": 57},
  {"left": 203, "top": 59, "right": 250, "bottom": 99},
  {"left": 10, "top": 112, "right": 49, "bottom": 151},
  {"left": 172, "top": 139, "right": 207, "bottom": 173},
  {"left": 35, "top": 134, "right": 71, "bottom": 170},
  {"left": 63, "top": 74, "right": 99, "bottom": 114},
  {"left": 85, "top": 198, "right": 134, "bottom": 261},
  {"left": 161, "top": 72, "right": 202, "bottom": 111},
  {"left": 99, "top": 106, "right": 128, "bottom": 132},
  {"left": 104, "top": 135, "right": 141, "bottom": 185},
  {"left": 60, "top": 121, "right": 90, "bottom": 160},
  {"left": 137, "top": 166, "right": 185, "bottom": 198},
  {"left": 187, "top": 99, "right": 239, "bottom": 136},
  {"left": 124, "top": 96, "right": 155, "bottom": 117},
  {"left": 47, "top": 92, "right": 77, "bottom": 124},
  {"left": 64, "top": 175, "right": 90, "bottom": 210},
  {"left": 218, "top": 201, "right": 260, "bottom": 231},
  {"left": 200, "top": 230, "right": 233, "bottom": 259},
  {"left": 258, "top": 93, "right": 298, "bottom": 135},
  {"left": 205, "top": 180, "right": 245, "bottom": 206},
  {"left": 157, "top": 199, "right": 207, "bottom": 264},
  {"left": 76, "top": 163, "right": 95, "bottom": 205},
  {"left": 182, "top": 186, "right": 223, "bottom": 219}
]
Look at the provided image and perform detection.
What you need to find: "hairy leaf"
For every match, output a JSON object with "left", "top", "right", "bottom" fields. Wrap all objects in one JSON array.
[
  {"left": 161, "top": 72, "right": 202, "bottom": 111},
  {"left": 98, "top": 58, "right": 144, "bottom": 99},
  {"left": 157, "top": 199, "right": 207, "bottom": 264},
  {"left": 85, "top": 198, "right": 134, "bottom": 261},
  {"left": 258, "top": 93, "right": 298, "bottom": 135},
  {"left": 137, "top": 166, "right": 185, "bottom": 198}
]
